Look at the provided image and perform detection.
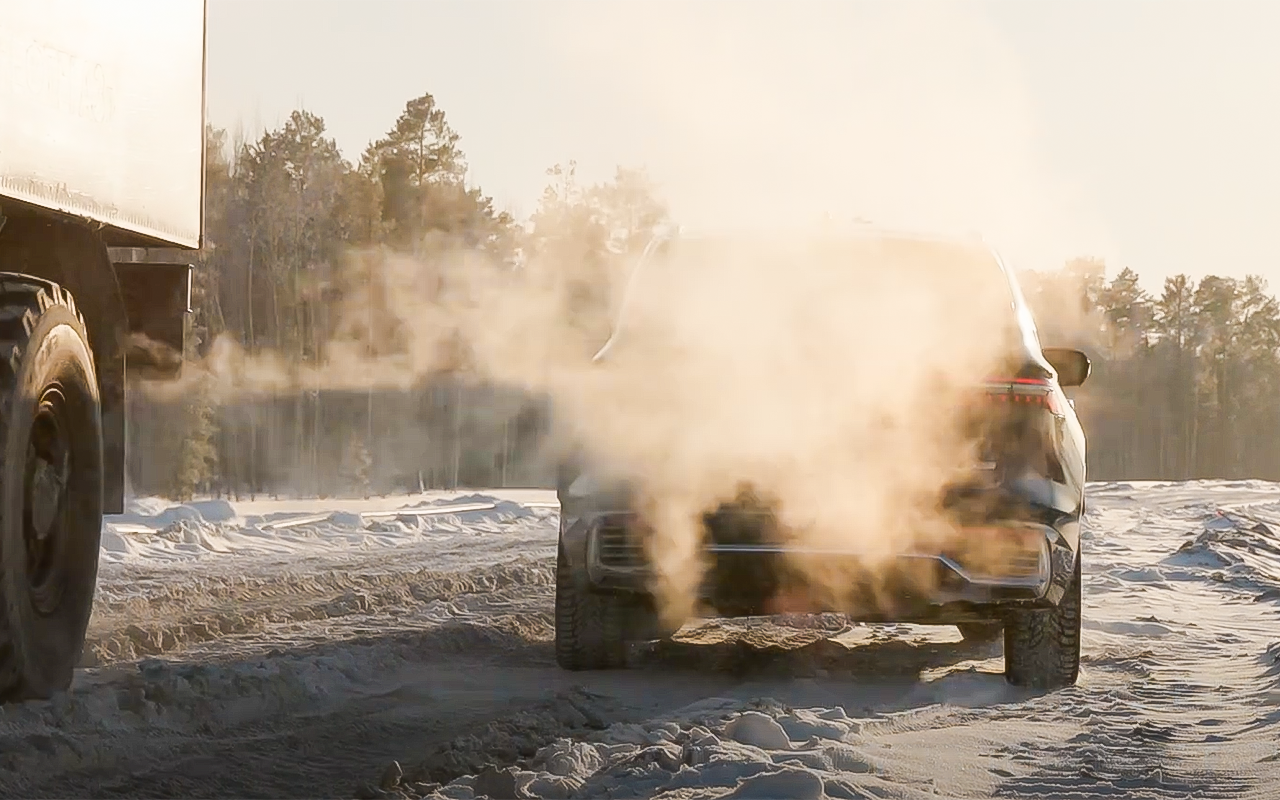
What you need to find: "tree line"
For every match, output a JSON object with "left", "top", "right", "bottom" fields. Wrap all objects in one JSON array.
[
  {"left": 132, "top": 92, "right": 669, "bottom": 500},
  {"left": 1022, "top": 259, "right": 1280, "bottom": 483},
  {"left": 125, "top": 89, "right": 1280, "bottom": 501}
]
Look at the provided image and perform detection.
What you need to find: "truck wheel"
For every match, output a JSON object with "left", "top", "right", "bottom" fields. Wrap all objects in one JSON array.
[
  {"left": 956, "top": 621, "right": 1003, "bottom": 644},
  {"left": 554, "top": 545, "right": 626, "bottom": 670},
  {"left": 1004, "top": 557, "right": 1081, "bottom": 690},
  {"left": 0, "top": 278, "right": 103, "bottom": 701}
]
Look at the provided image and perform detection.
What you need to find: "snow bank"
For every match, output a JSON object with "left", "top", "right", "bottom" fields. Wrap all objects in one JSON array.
[
  {"left": 99, "top": 490, "right": 559, "bottom": 565},
  {"left": 414, "top": 698, "right": 985, "bottom": 800}
]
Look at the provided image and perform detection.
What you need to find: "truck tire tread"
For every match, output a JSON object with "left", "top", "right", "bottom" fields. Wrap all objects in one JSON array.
[
  {"left": 0, "top": 274, "right": 102, "bottom": 702},
  {"left": 555, "top": 545, "right": 626, "bottom": 671}
]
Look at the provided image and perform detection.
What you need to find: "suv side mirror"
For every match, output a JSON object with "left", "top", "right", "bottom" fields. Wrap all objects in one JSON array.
[{"left": 1042, "top": 347, "right": 1091, "bottom": 388}]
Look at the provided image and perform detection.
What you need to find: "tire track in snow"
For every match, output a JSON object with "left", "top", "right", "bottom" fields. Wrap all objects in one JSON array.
[{"left": 985, "top": 487, "right": 1280, "bottom": 799}]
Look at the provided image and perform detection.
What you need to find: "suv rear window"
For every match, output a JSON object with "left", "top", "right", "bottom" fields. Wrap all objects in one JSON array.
[{"left": 596, "top": 232, "right": 1027, "bottom": 364}]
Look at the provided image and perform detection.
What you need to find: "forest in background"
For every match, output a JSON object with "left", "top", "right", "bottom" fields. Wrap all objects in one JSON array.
[{"left": 126, "top": 89, "right": 1280, "bottom": 500}]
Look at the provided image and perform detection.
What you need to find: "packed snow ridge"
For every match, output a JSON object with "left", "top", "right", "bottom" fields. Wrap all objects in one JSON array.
[
  {"left": 101, "top": 490, "right": 556, "bottom": 563},
  {"left": 419, "top": 699, "right": 944, "bottom": 800}
]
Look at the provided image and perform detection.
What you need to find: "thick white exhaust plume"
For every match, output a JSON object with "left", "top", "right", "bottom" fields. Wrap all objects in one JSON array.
[{"left": 530, "top": 233, "right": 1019, "bottom": 626}]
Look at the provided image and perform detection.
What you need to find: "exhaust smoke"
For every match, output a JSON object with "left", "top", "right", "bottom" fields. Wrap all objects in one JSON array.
[{"left": 139, "top": 1, "right": 1111, "bottom": 622}]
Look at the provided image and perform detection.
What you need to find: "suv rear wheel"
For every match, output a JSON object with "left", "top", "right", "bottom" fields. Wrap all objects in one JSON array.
[
  {"left": 554, "top": 545, "right": 627, "bottom": 670},
  {"left": 1004, "top": 557, "right": 1082, "bottom": 689}
]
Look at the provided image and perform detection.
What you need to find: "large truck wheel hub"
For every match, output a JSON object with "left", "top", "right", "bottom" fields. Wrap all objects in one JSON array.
[{"left": 24, "top": 386, "right": 71, "bottom": 612}]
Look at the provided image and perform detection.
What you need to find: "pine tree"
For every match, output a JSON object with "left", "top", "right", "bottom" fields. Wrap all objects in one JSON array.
[
  {"left": 170, "top": 375, "right": 218, "bottom": 502},
  {"left": 340, "top": 432, "right": 373, "bottom": 499}
]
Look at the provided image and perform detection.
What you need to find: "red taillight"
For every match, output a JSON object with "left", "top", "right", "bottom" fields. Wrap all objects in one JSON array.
[{"left": 983, "top": 377, "right": 1064, "bottom": 415}]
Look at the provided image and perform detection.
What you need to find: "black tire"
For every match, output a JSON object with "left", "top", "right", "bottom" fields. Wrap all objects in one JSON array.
[
  {"left": 0, "top": 277, "right": 103, "bottom": 702},
  {"left": 956, "top": 621, "right": 1003, "bottom": 644},
  {"left": 1004, "top": 557, "right": 1082, "bottom": 690},
  {"left": 554, "top": 545, "right": 626, "bottom": 670}
]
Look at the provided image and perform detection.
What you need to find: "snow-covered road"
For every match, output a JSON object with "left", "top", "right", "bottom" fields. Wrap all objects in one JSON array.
[{"left": 0, "top": 481, "right": 1277, "bottom": 799}]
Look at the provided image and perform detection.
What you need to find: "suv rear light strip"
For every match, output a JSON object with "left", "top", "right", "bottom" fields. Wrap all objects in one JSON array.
[{"left": 983, "top": 378, "right": 1064, "bottom": 415}]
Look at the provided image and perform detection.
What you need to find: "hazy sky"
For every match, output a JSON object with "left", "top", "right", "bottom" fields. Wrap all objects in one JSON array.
[{"left": 207, "top": 0, "right": 1280, "bottom": 290}]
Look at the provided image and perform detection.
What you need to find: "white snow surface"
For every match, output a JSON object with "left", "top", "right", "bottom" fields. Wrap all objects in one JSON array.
[
  {"left": 1, "top": 480, "right": 1277, "bottom": 799},
  {"left": 416, "top": 480, "right": 1280, "bottom": 800},
  {"left": 101, "top": 489, "right": 558, "bottom": 564}
]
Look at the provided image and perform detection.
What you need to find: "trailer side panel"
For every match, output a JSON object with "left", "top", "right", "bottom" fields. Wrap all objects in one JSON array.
[{"left": 0, "top": 0, "right": 206, "bottom": 249}]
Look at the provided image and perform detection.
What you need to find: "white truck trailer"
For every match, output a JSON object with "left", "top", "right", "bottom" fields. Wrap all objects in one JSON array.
[{"left": 0, "top": 0, "right": 206, "bottom": 699}]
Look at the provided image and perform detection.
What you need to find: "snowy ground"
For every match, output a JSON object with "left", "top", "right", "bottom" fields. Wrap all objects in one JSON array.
[{"left": 0, "top": 481, "right": 1278, "bottom": 798}]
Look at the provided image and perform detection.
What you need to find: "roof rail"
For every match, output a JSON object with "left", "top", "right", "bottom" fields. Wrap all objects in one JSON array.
[{"left": 591, "top": 225, "right": 679, "bottom": 363}]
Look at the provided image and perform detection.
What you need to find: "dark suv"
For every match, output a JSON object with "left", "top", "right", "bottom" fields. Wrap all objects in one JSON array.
[{"left": 553, "top": 230, "right": 1090, "bottom": 690}]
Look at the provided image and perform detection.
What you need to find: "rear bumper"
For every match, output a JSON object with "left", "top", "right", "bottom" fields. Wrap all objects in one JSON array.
[{"left": 560, "top": 508, "right": 1079, "bottom": 623}]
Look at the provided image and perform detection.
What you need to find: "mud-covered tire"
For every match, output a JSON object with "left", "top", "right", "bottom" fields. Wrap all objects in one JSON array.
[
  {"left": 0, "top": 277, "right": 103, "bottom": 702},
  {"left": 1004, "top": 557, "right": 1082, "bottom": 690},
  {"left": 555, "top": 545, "right": 626, "bottom": 671},
  {"left": 956, "top": 621, "right": 1003, "bottom": 644}
]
